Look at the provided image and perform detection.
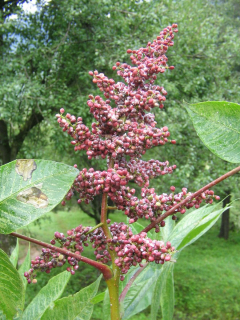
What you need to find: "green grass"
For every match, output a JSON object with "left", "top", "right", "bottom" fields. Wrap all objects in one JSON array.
[
  {"left": 19, "top": 209, "right": 240, "bottom": 320},
  {"left": 173, "top": 226, "right": 240, "bottom": 320}
]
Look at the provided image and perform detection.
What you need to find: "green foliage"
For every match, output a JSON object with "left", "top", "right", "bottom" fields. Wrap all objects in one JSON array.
[
  {"left": 10, "top": 237, "right": 19, "bottom": 267},
  {"left": 121, "top": 264, "right": 162, "bottom": 320},
  {"left": 23, "top": 271, "right": 71, "bottom": 320},
  {"left": 18, "top": 244, "right": 30, "bottom": 290},
  {"left": 174, "top": 227, "right": 240, "bottom": 320},
  {"left": 0, "top": 0, "right": 164, "bottom": 164},
  {"left": 169, "top": 203, "right": 227, "bottom": 251},
  {"left": 187, "top": 101, "right": 240, "bottom": 163},
  {"left": 0, "top": 159, "right": 78, "bottom": 233},
  {"left": 1, "top": 1, "right": 240, "bottom": 319},
  {"left": 0, "top": 249, "right": 24, "bottom": 319},
  {"left": 159, "top": 264, "right": 174, "bottom": 320},
  {"left": 145, "top": 0, "right": 240, "bottom": 198},
  {"left": 0, "top": 239, "right": 101, "bottom": 320},
  {"left": 90, "top": 292, "right": 105, "bottom": 305},
  {"left": 41, "top": 276, "right": 102, "bottom": 320},
  {"left": 17, "top": 210, "right": 240, "bottom": 320},
  {"left": 110, "top": 203, "right": 227, "bottom": 320}
]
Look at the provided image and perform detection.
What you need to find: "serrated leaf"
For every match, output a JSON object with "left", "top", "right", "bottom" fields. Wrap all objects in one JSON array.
[
  {"left": 0, "top": 249, "right": 24, "bottom": 319},
  {"left": 10, "top": 238, "right": 19, "bottom": 267},
  {"left": 0, "top": 159, "right": 78, "bottom": 234},
  {"left": 169, "top": 203, "right": 227, "bottom": 251},
  {"left": 186, "top": 101, "right": 240, "bottom": 163},
  {"left": 18, "top": 244, "right": 31, "bottom": 290},
  {"left": 22, "top": 271, "right": 71, "bottom": 320},
  {"left": 41, "top": 275, "right": 102, "bottom": 320}
]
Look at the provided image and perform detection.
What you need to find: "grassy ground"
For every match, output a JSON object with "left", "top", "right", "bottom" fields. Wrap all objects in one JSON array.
[{"left": 19, "top": 208, "right": 240, "bottom": 320}]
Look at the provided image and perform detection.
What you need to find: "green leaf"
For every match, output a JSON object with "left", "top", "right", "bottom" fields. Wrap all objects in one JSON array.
[
  {"left": 151, "top": 263, "right": 173, "bottom": 320},
  {"left": 18, "top": 244, "right": 31, "bottom": 290},
  {"left": 102, "top": 289, "right": 111, "bottom": 320},
  {"left": 128, "top": 220, "right": 155, "bottom": 239},
  {"left": 160, "top": 263, "right": 174, "bottom": 320},
  {"left": 22, "top": 271, "right": 71, "bottom": 320},
  {"left": 161, "top": 216, "right": 175, "bottom": 243},
  {"left": 0, "top": 310, "right": 7, "bottom": 320},
  {"left": 90, "top": 292, "right": 105, "bottom": 304},
  {"left": 41, "top": 275, "right": 102, "bottom": 320},
  {"left": 0, "top": 249, "right": 24, "bottom": 319},
  {"left": 169, "top": 203, "right": 227, "bottom": 251},
  {"left": 10, "top": 238, "right": 19, "bottom": 267},
  {"left": 150, "top": 263, "right": 174, "bottom": 320},
  {"left": 177, "top": 208, "right": 225, "bottom": 251},
  {"left": 122, "top": 264, "right": 163, "bottom": 320},
  {"left": 0, "top": 159, "right": 78, "bottom": 234},
  {"left": 129, "top": 221, "right": 145, "bottom": 235},
  {"left": 186, "top": 101, "right": 240, "bottom": 163}
]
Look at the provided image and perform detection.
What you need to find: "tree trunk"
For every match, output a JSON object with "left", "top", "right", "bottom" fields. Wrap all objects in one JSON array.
[
  {"left": 0, "top": 0, "right": 41, "bottom": 257},
  {"left": 0, "top": 120, "right": 11, "bottom": 165},
  {"left": 0, "top": 120, "right": 15, "bottom": 255},
  {"left": 219, "top": 193, "right": 231, "bottom": 240},
  {"left": 0, "top": 235, "right": 17, "bottom": 255}
]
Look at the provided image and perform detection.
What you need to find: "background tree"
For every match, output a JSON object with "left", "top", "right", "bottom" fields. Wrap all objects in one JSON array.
[
  {"left": 1, "top": 0, "right": 239, "bottom": 243},
  {"left": 0, "top": 0, "right": 166, "bottom": 252},
  {"left": 147, "top": 0, "right": 240, "bottom": 239}
]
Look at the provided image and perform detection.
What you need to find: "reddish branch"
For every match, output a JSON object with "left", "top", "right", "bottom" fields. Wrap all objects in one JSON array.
[
  {"left": 119, "top": 263, "right": 148, "bottom": 304},
  {"left": 10, "top": 232, "right": 113, "bottom": 280},
  {"left": 141, "top": 165, "right": 240, "bottom": 234}
]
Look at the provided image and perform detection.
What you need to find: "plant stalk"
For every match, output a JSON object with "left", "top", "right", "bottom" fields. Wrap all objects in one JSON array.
[
  {"left": 100, "top": 156, "right": 121, "bottom": 319},
  {"left": 85, "top": 222, "right": 104, "bottom": 235}
]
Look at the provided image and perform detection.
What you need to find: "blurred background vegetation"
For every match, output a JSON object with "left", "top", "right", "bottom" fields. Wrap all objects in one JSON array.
[{"left": 0, "top": 0, "right": 240, "bottom": 319}]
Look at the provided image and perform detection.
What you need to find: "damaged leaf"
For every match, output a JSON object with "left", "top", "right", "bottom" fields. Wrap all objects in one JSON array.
[
  {"left": 17, "top": 183, "right": 48, "bottom": 208},
  {"left": 15, "top": 159, "right": 37, "bottom": 181},
  {"left": 0, "top": 160, "right": 79, "bottom": 234}
]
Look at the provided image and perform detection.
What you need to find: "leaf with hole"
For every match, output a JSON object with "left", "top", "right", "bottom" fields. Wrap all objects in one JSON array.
[{"left": 0, "top": 160, "right": 78, "bottom": 234}]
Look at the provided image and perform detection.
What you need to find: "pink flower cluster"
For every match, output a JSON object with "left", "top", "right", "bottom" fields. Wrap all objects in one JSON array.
[
  {"left": 25, "top": 222, "right": 176, "bottom": 282},
  {"left": 56, "top": 25, "right": 178, "bottom": 160},
  {"left": 56, "top": 23, "right": 219, "bottom": 229},
  {"left": 108, "top": 187, "right": 219, "bottom": 231},
  {"left": 64, "top": 158, "right": 176, "bottom": 204},
  {"left": 56, "top": 109, "right": 175, "bottom": 159}
]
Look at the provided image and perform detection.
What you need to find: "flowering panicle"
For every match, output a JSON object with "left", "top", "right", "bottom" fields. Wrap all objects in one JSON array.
[
  {"left": 24, "top": 222, "right": 176, "bottom": 282},
  {"left": 56, "top": 23, "right": 218, "bottom": 228},
  {"left": 25, "top": 24, "right": 220, "bottom": 284}
]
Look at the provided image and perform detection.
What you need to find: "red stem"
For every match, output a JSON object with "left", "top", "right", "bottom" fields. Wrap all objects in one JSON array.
[
  {"left": 10, "top": 232, "right": 113, "bottom": 280},
  {"left": 119, "top": 263, "right": 148, "bottom": 304},
  {"left": 141, "top": 165, "right": 240, "bottom": 234}
]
